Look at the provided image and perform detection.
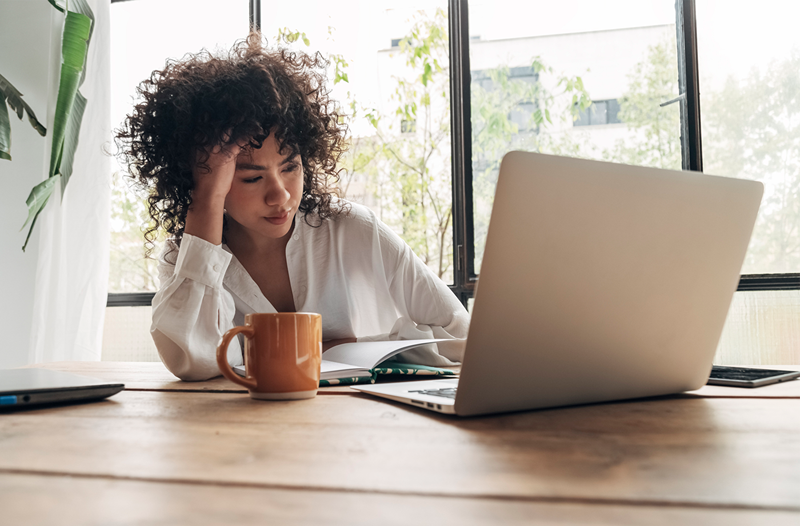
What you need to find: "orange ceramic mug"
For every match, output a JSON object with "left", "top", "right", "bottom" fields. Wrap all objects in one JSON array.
[{"left": 216, "top": 312, "right": 322, "bottom": 400}]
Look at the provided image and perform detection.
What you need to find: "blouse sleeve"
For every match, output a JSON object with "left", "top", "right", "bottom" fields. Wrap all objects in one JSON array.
[
  {"left": 359, "top": 213, "right": 470, "bottom": 365},
  {"left": 150, "top": 234, "right": 240, "bottom": 381}
]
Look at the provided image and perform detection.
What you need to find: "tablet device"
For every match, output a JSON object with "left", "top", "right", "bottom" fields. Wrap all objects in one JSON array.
[
  {"left": 0, "top": 368, "right": 124, "bottom": 409},
  {"left": 707, "top": 365, "right": 800, "bottom": 388}
]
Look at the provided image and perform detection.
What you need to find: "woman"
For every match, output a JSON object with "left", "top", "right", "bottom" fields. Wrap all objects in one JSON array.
[{"left": 116, "top": 34, "right": 468, "bottom": 381}]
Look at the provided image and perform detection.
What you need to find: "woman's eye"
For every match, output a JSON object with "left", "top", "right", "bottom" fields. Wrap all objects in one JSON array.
[
  {"left": 243, "top": 176, "right": 262, "bottom": 184},
  {"left": 284, "top": 163, "right": 300, "bottom": 173}
]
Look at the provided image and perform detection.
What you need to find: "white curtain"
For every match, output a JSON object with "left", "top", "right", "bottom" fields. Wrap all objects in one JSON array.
[{"left": 29, "top": 0, "right": 111, "bottom": 363}]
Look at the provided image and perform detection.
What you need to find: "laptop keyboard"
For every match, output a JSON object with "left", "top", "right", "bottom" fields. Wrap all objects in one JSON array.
[{"left": 409, "top": 387, "right": 457, "bottom": 399}]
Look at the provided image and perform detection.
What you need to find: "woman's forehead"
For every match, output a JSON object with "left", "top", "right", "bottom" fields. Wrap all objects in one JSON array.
[{"left": 238, "top": 136, "right": 299, "bottom": 163}]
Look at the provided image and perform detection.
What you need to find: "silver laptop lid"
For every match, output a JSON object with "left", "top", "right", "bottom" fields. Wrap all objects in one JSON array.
[{"left": 456, "top": 152, "right": 763, "bottom": 416}]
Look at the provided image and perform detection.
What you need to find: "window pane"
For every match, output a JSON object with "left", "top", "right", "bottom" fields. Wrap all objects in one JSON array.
[
  {"left": 102, "top": 307, "right": 160, "bottom": 362},
  {"left": 260, "top": 1, "right": 452, "bottom": 281},
  {"left": 697, "top": 1, "right": 800, "bottom": 274},
  {"left": 715, "top": 291, "right": 800, "bottom": 365},
  {"left": 468, "top": 0, "right": 680, "bottom": 273},
  {"left": 110, "top": 0, "right": 250, "bottom": 293}
]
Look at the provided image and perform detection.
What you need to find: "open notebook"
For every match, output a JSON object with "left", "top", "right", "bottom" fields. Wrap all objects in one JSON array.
[{"left": 234, "top": 339, "right": 456, "bottom": 386}]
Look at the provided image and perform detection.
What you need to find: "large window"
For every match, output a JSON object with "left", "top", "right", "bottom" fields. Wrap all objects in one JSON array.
[
  {"left": 109, "top": 0, "right": 452, "bottom": 296},
  {"left": 697, "top": 0, "right": 800, "bottom": 275},
  {"left": 107, "top": 0, "right": 799, "bottom": 365}
]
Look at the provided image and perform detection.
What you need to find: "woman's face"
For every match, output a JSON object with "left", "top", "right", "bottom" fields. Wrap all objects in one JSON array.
[{"left": 224, "top": 134, "right": 304, "bottom": 242}]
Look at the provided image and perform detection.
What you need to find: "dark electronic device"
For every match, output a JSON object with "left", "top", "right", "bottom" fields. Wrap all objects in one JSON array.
[
  {"left": 0, "top": 368, "right": 124, "bottom": 409},
  {"left": 707, "top": 365, "right": 800, "bottom": 388}
]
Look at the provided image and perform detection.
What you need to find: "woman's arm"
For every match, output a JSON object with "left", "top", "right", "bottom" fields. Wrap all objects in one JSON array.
[
  {"left": 355, "top": 207, "right": 470, "bottom": 364},
  {"left": 384, "top": 238, "right": 470, "bottom": 364},
  {"left": 150, "top": 234, "right": 239, "bottom": 381},
  {"left": 151, "top": 142, "right": 243, "bottom": 381}
]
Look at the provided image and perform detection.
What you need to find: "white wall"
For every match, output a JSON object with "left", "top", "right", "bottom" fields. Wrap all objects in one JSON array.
[{"left": 0, "top": 1, "right": 56, "bottom": 368}]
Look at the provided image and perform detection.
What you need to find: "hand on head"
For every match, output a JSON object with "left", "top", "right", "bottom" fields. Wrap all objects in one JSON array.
[
  {"left": 192, "top": 134, "right": 248, "bottom": 199},
  {"left": 186, "top": 135, "right": 249, "bottom": 245}
]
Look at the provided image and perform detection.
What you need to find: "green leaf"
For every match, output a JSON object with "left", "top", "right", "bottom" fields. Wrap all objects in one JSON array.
[
  {"left": 0, "top": 96, "right": 11, "bottom": 160},
  {"left": 21, "top": 174, "right": 61, "bottom": 251},
  {"left": 0, "top": 73, "right": 47, "bottom": 136},
  {"left": 59, "top": 90, "right": 86, "bottom": 194},
  {"left": 47, "top": 0, "right": 66, "bottom": 13},
  {"left": 19, "top": 5, "right": 93, "bottom": 249},
  {"left": 48, "top": 10, "right": 91, "bottom": 181},
  {"left": 68, "top": 0, "right": 95, "bottom": 85},
  {"left": 422, "top": 63, "right": 432, "bottom": 86}
]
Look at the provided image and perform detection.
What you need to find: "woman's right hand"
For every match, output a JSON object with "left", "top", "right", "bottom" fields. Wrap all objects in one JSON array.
[
  {"left": 192, "top": 141, "right": 242, "bottom": 199},
  {"left": 184, "top": 140, "right": 244, "bottom": 245}
]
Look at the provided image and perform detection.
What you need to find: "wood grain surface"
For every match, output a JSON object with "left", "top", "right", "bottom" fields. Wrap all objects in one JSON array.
[
  {"left": 2, "top": 389, "right": 799, "bottom": 511},
  {"left": 2, "top": 472, "right": 798, "bottom": 526}
]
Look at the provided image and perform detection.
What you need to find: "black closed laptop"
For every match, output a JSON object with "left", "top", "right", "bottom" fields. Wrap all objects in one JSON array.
[{"left": 0, "top": 368, "right": 124, "bottom": 409}]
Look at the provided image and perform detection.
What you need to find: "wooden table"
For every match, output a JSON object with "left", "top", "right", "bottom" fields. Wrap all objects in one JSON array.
[{"left": 2, "top": 362, "right": 800, "bottom": 525}]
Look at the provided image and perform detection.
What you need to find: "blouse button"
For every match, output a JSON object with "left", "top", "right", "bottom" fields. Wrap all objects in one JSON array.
[
  {"left": 292, "top": 234, "right": 300, "bottom": 241},
  {"left": 212, "top": 264, "right": 220, "bottom": 272}
]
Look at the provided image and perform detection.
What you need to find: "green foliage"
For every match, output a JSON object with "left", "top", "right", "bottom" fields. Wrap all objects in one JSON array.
[
  {"left": 604, "top": 37, "right": 800, "bottom": 272},
  {"left": 0, "top": 73, "right": 48, "bottom": 161},
  {"left": 336, "top": 10, "right": 595, "bottom": 278},
  {"left": 469, "top": 59, "right": 592, "bottom": 270},
  {"left": 703, "top": 52, "right": 800, "bottom": 272},
  {"left": 606, "top": 38, "right": 681, "bottom": 170},
  {"left": 276, "top": 27, "right": 310, "bottom": 47},
  {"left": 20, "top": 0, "right": 94, "bottom": 251},
  {"left": 356, "top": 8, "right": 454, "bottom": 279}
]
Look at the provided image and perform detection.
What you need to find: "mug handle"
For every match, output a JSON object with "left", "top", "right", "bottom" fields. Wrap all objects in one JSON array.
[{"left": 217, "top": 325, "right": 257, "bottom": 390}]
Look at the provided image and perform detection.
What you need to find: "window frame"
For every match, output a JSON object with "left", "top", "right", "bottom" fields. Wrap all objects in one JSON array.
[{"left": 107, "top": 0, "right": 800, "bottom": 308}]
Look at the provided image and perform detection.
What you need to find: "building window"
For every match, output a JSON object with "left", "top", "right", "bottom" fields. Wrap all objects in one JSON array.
[
  {"left": 400, "top": 119, "right": 417, "bottom": 133},
  {"left": 574, "top": 99, "right": 621, "bottom": 126}
]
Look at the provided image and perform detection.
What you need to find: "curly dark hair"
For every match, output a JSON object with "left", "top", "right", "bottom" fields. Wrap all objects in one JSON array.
[{"left": 115, "top": 33, "right": 348, "bottom": 256}]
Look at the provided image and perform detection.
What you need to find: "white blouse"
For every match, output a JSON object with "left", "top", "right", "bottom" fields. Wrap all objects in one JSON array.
[{"left": 151, "top": 202, "right": 470, "bottom": 381}]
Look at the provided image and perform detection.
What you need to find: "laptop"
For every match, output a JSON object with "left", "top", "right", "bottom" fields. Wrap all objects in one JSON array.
[
  {"left": 353, "top": 151, "right": 763, "bottom": 416},
  {"left": 0, "top": 368, "right": 124, "bottom": 410}
]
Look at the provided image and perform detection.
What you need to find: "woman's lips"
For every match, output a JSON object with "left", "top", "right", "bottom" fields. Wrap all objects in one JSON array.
[{"left": 265, "top": 211, "right": 290, "bottom": 225}]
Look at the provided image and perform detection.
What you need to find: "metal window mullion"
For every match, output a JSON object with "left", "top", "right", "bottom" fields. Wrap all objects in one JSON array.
[
  {"left": 676, "top": 0, "right": 703, "bottom": 172},
  {"left": 737, "top": 274, "right": 800, "bottom": 291},
  {"left": 107, "top": 293, "right": 156, "bottom": 308},
  {"left": 249, "top": 0, "right": 261, "bottom": 33},
  {"left": 447, "top": 0, "right": 476, "bottom": 307}
]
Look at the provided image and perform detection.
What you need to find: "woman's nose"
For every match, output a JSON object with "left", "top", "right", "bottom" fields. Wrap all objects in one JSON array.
[{"left": 263, "top": 172, "right": 290, "bottom": 206}]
